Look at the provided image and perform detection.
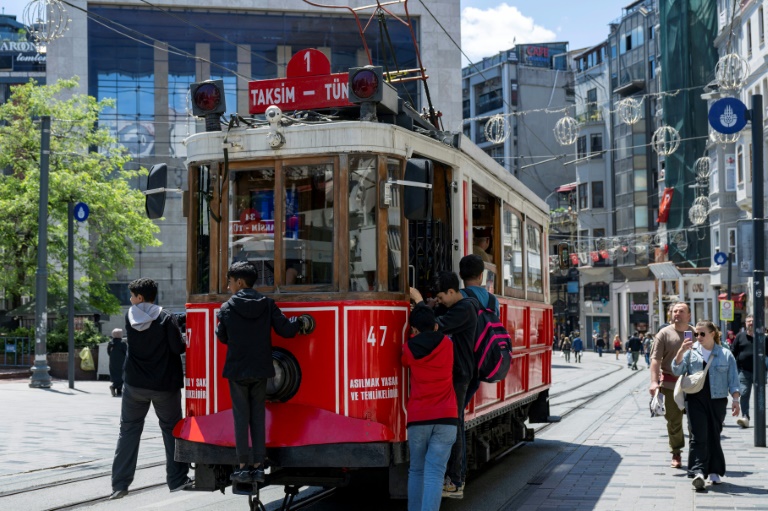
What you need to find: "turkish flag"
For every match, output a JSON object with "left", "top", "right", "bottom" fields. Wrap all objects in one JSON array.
[
  {"left": 570, "top": 253, "right": 579, "bottom": 266},
  {"left": 658, "top": 188, "right": 674, "bottom": 223},
  {"left": 591, "top": 252, "right": 599, "bottom": 262},
  {"left": 599, "top": 249, "right": 609, "bottom": 259}
]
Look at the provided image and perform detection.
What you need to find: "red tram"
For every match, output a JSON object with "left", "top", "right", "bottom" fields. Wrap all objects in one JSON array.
[{"left": 167, "top": 49, "right": 553, "bottom": 501}]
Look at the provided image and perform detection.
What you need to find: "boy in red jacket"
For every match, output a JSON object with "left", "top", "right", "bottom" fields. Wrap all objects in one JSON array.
[{"left": 403, "top": 305, "right": 458, "bottom": 511}]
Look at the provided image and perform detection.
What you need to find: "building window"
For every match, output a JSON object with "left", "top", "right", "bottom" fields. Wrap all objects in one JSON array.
[
  {"left": 590, "top": 133, "right": 603, "bottom": 157},
  {"left": 760, "top": 7, "right": 765, "bottom": 43},
  {"left": 649, "top": 54, "right": 656, "bottom": 78},
  {"left": 736, "top": 145, "right": 744, "bottom": 184},
  {"left": 713, "top": 229, "right": 720, "bottom": 254},
  {"left": 578, "top": 183, "right": 589, "bottom": 209},
  {"left": 476, "top": 88, "right": 503, "bottom": 114},
  {"left": 591, "top": 181, "right": 604, "bottom": 208},
  {"left": 587, "top": 88, "right": 598, "bottom": 118},
  {"left": 728, "top": 228, "right": 737, "bottom": 264},
  {"left": 577, "top": 135, "right": 587, "bottom": 159},
  {"left": 748, "top": 20, "right": 753, "bottom": 56}
]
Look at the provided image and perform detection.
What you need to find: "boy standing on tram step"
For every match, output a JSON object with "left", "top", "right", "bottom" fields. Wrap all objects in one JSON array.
[
  {"left": 110, "top": 278, "right": 191, "bottom": 500},
  {"left": 403, "top": 305, "right": 458, "bottom": 511},
  {"left": 410, "top": 271, "right": 477, "bottom": 500},
  {"left": 216, "top": 261, "right": 314, "bottom": 484}
]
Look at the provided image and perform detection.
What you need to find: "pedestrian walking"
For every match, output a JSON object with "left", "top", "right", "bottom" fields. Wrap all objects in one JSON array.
[
  {"left": 628, "top": 331, "right": 643, "bottom": 370},
  {"left": 731, "top": 314, "right": 762, "bottom": 428},
  {"left": 110, "top": 278, "right": 191, "bottom": 500},
  {"left": 216, "top": 262, "right": 312, "bottom": 484},
  {"left": 596, "top": 335, "right": 605, "bottom": 357},
  {"left": 613, "top": 335, "right": 622, "bottom": 360},
  {"left": 107, "top": 328, "right": 126, "bottom": 397},
  {"left": 643, "top": 334, "right": 652, "bottom": 368},
  {"left": 649, "top": 302, "right": 693, "bottom": 469},
  {"left": 403, "top": 305, "right": 458, "bottom": 511},
  {"left": 572, "top": 334, "right": 583, "bottom": 363},
  {"left": 561, "top": 337, "right": 572, "bottom": 362},
  {"left": 672, "top": 320, "right": 740, "bottom": 489}
]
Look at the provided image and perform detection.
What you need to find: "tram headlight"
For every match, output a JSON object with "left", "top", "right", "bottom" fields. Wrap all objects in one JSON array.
[
  {"left": 189, "top": 80, "right": 226, "bottom": 132},
  {"left": 347, "top": 66, "right": 399, "bottom": 117},
  {"left": 266, "top": 348, "right": 302, "bottom": 402}
]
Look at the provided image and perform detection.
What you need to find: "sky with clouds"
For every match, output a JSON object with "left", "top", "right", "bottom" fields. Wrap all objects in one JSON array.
[{"left": 2, "top": 0, "right": 627, "bottom": 63}]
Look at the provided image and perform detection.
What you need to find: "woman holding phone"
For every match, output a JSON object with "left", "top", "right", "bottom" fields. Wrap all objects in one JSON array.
[{"left": 671, "top": 320, "right": 740, "bottom": 490}]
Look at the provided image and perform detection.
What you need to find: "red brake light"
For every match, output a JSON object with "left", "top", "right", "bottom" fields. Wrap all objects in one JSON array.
[
  {"left": 351, "top": 69, "right": 379, "bottom": 100},
  {"left": 194, "top": 83, "right": 222, "bottom": 112}
]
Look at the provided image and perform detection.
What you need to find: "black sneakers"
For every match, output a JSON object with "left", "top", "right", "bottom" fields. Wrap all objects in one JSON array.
[
  {"left": 231, "top": 468, "right": 252, "bottom": 484},
  {"left": 109, "top": 489, "right": 128, "bottom": 500},
  {"left": 170, "top": 476, "right": 194, "bottom": 492},
  {"left": 250, "top": 467, "right": 265, "bottom": 483}
]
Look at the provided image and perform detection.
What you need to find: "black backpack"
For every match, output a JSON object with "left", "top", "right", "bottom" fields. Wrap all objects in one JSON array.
[{"left": 463, "top": 288, "right": 512, "bottom": 383}]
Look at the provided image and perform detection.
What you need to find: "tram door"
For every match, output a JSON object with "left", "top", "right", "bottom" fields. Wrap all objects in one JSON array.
[{"left": 408, "top": 161, "right": 452, "bottom": 296}]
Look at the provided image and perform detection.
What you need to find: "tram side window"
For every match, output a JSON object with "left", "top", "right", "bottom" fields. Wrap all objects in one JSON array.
[
  {"left": 526, "top": 222, "right": 543, "bottom": 294},
  {"left": 503, "top": 207, "right": 524, "bottom": 294},
  {"left": 229, "top": 168, "right": 276, "bottom": 287},
  {"left": 349, "top": 156, "right": 378, "bottom": 291},
  {"left": 283, "top": 163, "right": 334, "bottom": 287},
  {"left": 387, "top": 158, "right": 404, "bottom": 292}
]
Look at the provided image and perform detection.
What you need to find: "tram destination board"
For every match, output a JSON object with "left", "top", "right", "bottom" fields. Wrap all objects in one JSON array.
[{"left": 249, "top": 49, "right": 353, "bottom": 114}]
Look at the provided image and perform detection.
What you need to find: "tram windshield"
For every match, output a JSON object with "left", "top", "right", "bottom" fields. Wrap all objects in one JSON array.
[{"left": 189, "top": 154, "right": 405, "bottom": 297}]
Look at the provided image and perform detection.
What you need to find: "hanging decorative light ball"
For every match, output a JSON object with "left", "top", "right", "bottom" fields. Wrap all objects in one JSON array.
[
  {"left": 484, "top": 114, "right": 508, "bottom": 144},
  {"left": 694, "top": 157, "right": 711, "bottom": 181},
  {"left": 709, "top": 131, "right": 739, "bottom": 145},
  {"left": 618, "top": 97, "right": 641, "bottom": 125},
  {"left": 22, "top": 0, "right": 71, "bottom": 52},
  {"left": 693, "top": 195, "right": 711, "bottom": 213},
  {"left": 652, "top": 126, "right": 681, "bottom": 156},
  {"left": 715, "top": 53, "right": 750, "bottom": 91},
  {"left": 688, "top": 204, "right": 708, "bottom": 225},
  {"left": 553, "top": 115, "right": 580, "bottom": 146}
]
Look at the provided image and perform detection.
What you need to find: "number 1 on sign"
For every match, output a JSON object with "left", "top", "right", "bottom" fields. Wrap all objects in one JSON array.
[
  {"left": 304, "top": 51, "right": 310, "bottom": 73},
  {"left": 366, "top": 326, "right": 388, "bottom": 346}
]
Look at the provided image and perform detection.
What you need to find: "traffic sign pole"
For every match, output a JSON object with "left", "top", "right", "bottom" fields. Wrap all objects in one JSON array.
[{"left": 750, "top": 95, "right": 766, "bottom": 446}]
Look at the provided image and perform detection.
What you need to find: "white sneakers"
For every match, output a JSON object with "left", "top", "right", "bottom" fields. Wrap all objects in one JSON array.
[
  {"left": 692, "top": 474, "right": 706, "bottom": 490},
  {"left": 709, "top": 474, "right": 722, "bottom": 485},
  {"left": 737, "top": 416, "right": 750, "bottom": 428}
]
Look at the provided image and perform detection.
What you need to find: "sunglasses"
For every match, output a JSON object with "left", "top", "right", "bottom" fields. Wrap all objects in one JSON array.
[{"left": 695, "top": 332, "right": 708, "bottom": 337}]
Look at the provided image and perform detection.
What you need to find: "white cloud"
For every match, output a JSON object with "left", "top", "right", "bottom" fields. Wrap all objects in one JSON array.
[{"left": 461, "top": 3, "right": 557, "bottom": 64}]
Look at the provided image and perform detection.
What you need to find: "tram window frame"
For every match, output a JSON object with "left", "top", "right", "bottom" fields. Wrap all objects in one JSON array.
[
  {"left": 502, "top": 205, "right": 525, "bottom": 299},
  {"left": 525, "top": 219, "right": 544, "bottom": 300}
]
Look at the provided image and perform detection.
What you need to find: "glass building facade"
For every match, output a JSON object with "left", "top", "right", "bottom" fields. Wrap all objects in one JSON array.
[{"left": 88, "top": 6, "right": 420, "bottom": 161}]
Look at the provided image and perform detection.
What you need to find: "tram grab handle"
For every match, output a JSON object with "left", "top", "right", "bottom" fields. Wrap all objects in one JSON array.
[{"left": 296, "top": 314, "right": 315, "bottom": 335}]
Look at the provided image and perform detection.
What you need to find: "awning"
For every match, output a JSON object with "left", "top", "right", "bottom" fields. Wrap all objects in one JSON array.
[
  {"left": 718, "top": 292, "right": 746, "bottom": 302},
  {"left": 556, "top": 182, "right": 577, "bottom": 193},
  {"left": 648, "top": 262, "right": 682, "bottom": 280}
]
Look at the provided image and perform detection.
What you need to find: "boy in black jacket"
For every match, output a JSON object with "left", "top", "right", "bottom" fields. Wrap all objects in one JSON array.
[
  {"left": 216, "top": 262, "right": 313, "bottom": 484},
  {"left": 410, "top": 271, "right": 477, "bottom": 499},
  {"left": 110, "top": 278, "right": 190, "bottom": 500}
]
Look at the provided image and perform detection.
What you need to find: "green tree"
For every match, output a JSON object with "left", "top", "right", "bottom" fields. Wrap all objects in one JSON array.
[{"left": 0, "top": 78, "right": 160, "bottom": 314}]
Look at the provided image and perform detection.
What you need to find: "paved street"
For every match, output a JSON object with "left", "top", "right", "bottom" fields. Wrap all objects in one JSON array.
[{"left": 1, "top": 352, "right": 766, "bottom": 510}]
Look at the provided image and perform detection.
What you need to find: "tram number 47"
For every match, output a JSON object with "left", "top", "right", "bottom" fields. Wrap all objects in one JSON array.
[{"left": 366, "top": 326, "right": 388, "bottom": 347}]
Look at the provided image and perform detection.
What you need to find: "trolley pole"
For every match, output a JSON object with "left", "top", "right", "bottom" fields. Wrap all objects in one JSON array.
[
  {"left": 750, "top": 95, "right": 766, "bottom": 446},
  {"left": 29, "top": 116, "right": 52, "bottom": 389}
]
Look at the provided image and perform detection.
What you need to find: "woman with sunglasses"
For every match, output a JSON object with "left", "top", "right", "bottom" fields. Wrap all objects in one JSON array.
[{"left": 672, "top": 320, "right": 740, "bottom": 490}]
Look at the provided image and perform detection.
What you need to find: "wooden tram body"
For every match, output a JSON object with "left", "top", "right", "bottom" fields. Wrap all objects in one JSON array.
[{"left": 173, "top": 70, "right": 553, "bottom": 496}]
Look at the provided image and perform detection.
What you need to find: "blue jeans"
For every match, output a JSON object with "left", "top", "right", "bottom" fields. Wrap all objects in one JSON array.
[
  {"left": 408, "top": 424, "right": 456, "bottom": 511},
  {"left": 739, "top": 370, "right": 752, "bottom": 419}
]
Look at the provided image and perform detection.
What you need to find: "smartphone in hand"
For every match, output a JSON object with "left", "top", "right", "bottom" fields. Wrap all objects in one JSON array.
[{"left": 684, "top": 331, "right": 693, "bottom": 341}]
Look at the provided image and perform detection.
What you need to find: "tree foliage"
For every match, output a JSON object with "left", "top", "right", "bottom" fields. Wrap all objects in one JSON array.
[{"left": 0, "top": 78, "right": 161, "bottom": 314}]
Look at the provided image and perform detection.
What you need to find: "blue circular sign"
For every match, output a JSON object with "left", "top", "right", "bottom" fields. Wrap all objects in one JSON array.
[
  {"left": 714, "top": 251, "right": 728, "bottom": 265},
  {"left": 74, "top": 202, "right": 90, "bottom": 222},
  {"left": 708, "top": 97, "right": 748, "bottom": 134}
]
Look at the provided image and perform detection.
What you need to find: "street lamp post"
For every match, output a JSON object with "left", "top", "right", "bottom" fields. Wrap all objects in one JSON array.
[{"left": 29, "top": 115, "right": 52, "bottom": 389}]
